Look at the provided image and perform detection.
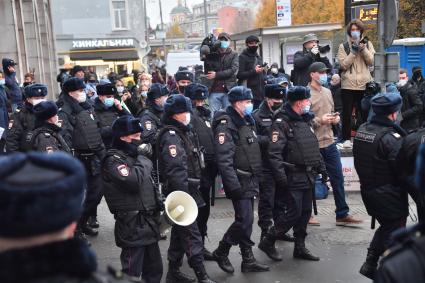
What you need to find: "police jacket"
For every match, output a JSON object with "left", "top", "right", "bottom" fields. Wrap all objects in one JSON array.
[
  {"left": 212, "top": 106, "right": 262, "bottom": 199},
  {"left": 398, "top": 81, "right": 423, "bottom": 133},
  {"left": 157, "top": 116, "right": 205, "bottom": 207},
  {"left": 93, "top": 97, "right": 129, "bottom": 149},
  {"left": 139, "top": 101, "right": 164, "bottom": 146},
  {"left": 30, "top": 121, "right": 71, "bottom": 153},
  {"left": 268, "top": 103, "right": 326, "bottom": 190},
  {"left": 58, "top": 94, "right": 104, "bottom": 153},
  {"left": 353, "top": 115, "right": 408, "bottom": 219},
  {"left": 191, "top": 105, "right": 215, "bottom": 162},
  {"left": 237, "top": 48, "right": 265, "bottom": 101},
  {"left": 252, "top": 101, "right": 274, "bottom": 169},
  {"left": 102, "top": 139, "right": 160, "bottom": 247},
  {"left": 6, "top": 102, "right": 36, "bottom": 152},
  {"left": 0, "top": 238, "right": 134, "bottom": 283},
  {"left": 292, "top": 48, "right": 332, "bottom": 86}
]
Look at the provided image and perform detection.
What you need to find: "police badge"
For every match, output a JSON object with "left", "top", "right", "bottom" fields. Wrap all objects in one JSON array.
[{"left": 117, "top": 164, "right": 129, "bottom": 176}]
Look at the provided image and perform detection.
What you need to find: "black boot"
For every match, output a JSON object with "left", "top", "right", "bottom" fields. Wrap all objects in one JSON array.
[
  {"left": 166, "top": 261, "right": 196, "bottom": 283},
  {"left": 79, "top": 217, "right": 98, "bottom": 236},
  {"left": 276, "top": 231, "right": 295, "bottom": 242},
  {"left": 74, "top": 227, "right": 91, "bottom": 246},
  {"left": 193, "top": 264, "right": 217, "bottom": 283},
  {"left": 212, "top": 241, "right": 234, "bottom": 273},
  {"left": 87, "top": 215, "right": 99, "bottom": 228},
  {"left": 202, "top": 236, "right": 214, "bottom": 261},
  {"left": 240, "top": 246, "right": 270, "bottom": 273},
  {"left": 258, "top": 227, "right": 282, "bottom": 261},
  {"left": 293, "top": 238, "right": 320, "bottom": 261},
  {"left": 359, "top": 249, "right": 379, "bottom": 280}
]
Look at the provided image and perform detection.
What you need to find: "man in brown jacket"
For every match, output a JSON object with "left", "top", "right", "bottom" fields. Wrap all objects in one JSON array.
[
  {"left": 309, "top": 62, "right": 362, "bottom": 226},
  {"left": 337, "top": 19, "right": 375, "bottom": 148}
]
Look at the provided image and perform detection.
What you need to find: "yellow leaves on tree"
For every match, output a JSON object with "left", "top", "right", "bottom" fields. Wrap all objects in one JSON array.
[
  {"left": 166, "top": 23, "right": 184, "bottom": 38},
  {"left": 255, "top": 0, "right": 344, "bottom": 28},
  {"left": 398, "top": 0, "right": 425, "bottom": 38}
]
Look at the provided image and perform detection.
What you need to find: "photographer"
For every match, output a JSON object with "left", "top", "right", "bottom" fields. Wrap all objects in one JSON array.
[
  {"left": 337, "top": 19, "right": 375, "bottom": 148},
  {"left": 237, "top": 35, "right": 266, "bottom": 110},
  {"left": 292, "top": 34, "right": 332, "bottom": 87}
]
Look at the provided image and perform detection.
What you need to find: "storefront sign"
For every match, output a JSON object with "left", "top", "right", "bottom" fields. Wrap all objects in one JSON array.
[
  {"left": 351, "top": 4, "right": 378, "bottom": 25},
  {"left": 72, "top": 38, "right": 135, "bottom": 49},
  {"left": 276, "top": 0, "right": 291, "bottom": 27}
]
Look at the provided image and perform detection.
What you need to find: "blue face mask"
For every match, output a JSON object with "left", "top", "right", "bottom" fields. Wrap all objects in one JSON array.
[
  {"left": 0, "top": 79, "right": 5, "bottom": 86},
  {"left": 141, "top": 91, "right": 148, "bottom": 98},
  {"left": 244, "top": 103, "right": 254, "bottom": 116},
  {"left": 302, "top": 104, "right": 311, "bottom": 114},
  {"left": 351, "top": 31, "right": 361, "bottom": 39},
  {"left": 221, "top": 40, "right": 230, "bottom": 49},
  {"left": 319, "top": 74, "right": 328, "bottom": 86},
  {"left": 104, "top": 97, "right": 114, "bottom": 108}
]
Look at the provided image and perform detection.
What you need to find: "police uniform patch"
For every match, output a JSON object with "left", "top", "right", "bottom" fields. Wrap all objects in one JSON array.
[
  {"left": 117, "top": 164, "right": 129, "bottom": 176},
  {"left": 205, "top": 121, "right": 211, "bottom": 128},
  {"left": 169, "top": 145, "right": 177, "bottom": 157},
  {"left": 272, "top": 131, "right": 279, "bottom": 143},
  {"left": 145, "top": 121, "right": 152, "bottom": 131},
  {"left": 8, "top": 120, "right": 13, "bottom": 129},
  {"left": 218, "top": 133, "right": 225, "bottom": 144},
  {"left": 45, "top": 146, "right": 54, "bottom": 153}
]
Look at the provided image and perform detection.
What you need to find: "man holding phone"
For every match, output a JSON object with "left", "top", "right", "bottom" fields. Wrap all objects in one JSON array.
[{"left": 309, "top": 62, "right": 362, "bottom": 226}]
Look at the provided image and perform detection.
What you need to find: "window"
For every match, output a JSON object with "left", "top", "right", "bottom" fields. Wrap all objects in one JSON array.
[{"left": 111, "top": 0, "right": 128, "bottom": 30}]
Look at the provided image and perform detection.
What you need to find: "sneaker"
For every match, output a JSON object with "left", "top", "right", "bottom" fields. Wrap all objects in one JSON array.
[
  {"left": 342, "top": 140, "right": 352, "bottom": 148},
  {"left": 336, "top": 215, "right": 363, "bottom": 226},
  {"left": 308, "top": 216, "right": 320, "bottom": 226},
  {"left": 336, "top": 143, "right": 344, "bottom": 150}
]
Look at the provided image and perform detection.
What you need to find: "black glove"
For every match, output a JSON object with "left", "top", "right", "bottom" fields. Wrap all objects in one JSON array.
[
  {"left": 321, "top": 172, "right": 329, "bottom": 183},
  {"left": 137, "top": 143, "right": 152, "bottom": 158},
  {"left": 227, "top": 188, "right": 244, "bottom": 200}
]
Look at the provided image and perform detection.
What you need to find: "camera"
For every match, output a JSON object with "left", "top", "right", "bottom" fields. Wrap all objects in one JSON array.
[
  {"left": 359, "top": 36, "right": 369, "bottom": 45},
  {"left": 261, "top": 62, "right": 268, "bottom": 68},
  {"left": 318, "top": 45, "right": 331, "bottom": 54},
  {"left": 200, "top": 34, "right": 221, "bottom": 74}
]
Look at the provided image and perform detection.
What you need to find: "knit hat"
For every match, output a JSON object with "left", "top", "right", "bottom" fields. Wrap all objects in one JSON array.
[
  {"left": 371, "top": 92, "right": 402, "bottom": 116},
  {"left": 164, "top": 94, "right": 192, "bottom": 115},
  {"left": 287, "top": 86, "right": 311, "bottom": 102},
  {"left": 184, "top": 83, "right": 209, "bottom": 100},
  {"left": 33, "top": 101, "right": 58, "bottom": 121},
  {"left": 227, "top": 86, "right": 253, "bottom": 103},
  {"left": 24, "top": 84, "right": 48, "bottom": 98},
  {"left": 245, "top": 35, "right": 260, "bottom": 44},
  {"left": 112, "top": 115, "right": 142, "bottom": 138},
  {"left": 265, "top": 84, "right": 286, "bottom": 99},
  {"left": 62, "top": 77, "right": 86, "bottom": 93},
  {"left": 148, "top": 83, "right": 169, "bottom": 100}
]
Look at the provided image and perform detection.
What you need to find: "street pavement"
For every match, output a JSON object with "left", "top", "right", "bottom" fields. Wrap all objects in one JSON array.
[{"left": 91, "top": 192, "right": 417, "bottom": 283}]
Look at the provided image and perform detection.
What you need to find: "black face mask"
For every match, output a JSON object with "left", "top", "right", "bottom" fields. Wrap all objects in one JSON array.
[
  {"left": 23, "top": 82, "right": 33, "bottom": 87},
  {"left": 247, "top": 45, "right": 258, "bottom": 53},
  {"left": 413, "top": 72, "right": 423, "bottom": 81},
  {"left": 178, "top": 85, "right": 186, "bottom": 94},
  {"left": 271, "top": 102, "right": 283, "bottom": 111}
]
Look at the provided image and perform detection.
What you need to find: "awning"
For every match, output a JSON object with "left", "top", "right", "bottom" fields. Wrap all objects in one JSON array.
[{"left": 69, "top": 48, "right": 139, "bottom": 61}]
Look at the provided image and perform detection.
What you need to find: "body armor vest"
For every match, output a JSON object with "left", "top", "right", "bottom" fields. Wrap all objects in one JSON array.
[
  {"left": 234, "top": 124, "right": 263, "bottom": 176},
  {"left": 19, "top": 110, "right": 36, "bottom": 152},
  {"left": 353, "top": 123, "right": 396, "bottom": 188},
  {"left": 191, "top": 108, "right": 215, "bottom": 157},
  {"left": 96, "top": 109, "right": 119, "bottom": 128},
  {"left": 30, "top": 127, "right": 72, "bottom": 153},
  {"left": 71, "top": 109, "right": 103, "bottom": 151},
  {"left": 143, "top": 109, "right": 162, "bottom": 129}
]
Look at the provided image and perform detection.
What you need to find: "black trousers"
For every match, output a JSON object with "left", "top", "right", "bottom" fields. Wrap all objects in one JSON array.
[
  {"left": 120, "top": 243, "right": 163, "bottom": 283},
  {"left": 369, "top": 217, "right": 407, "bottom": 255},
  {"left": 341, "top": 89, "right": 367, "bottom": 141},
  {"left": 168, "top": 222, "right": 204, "bottom": 268},
  {"left": 197, "top": 160, "right": 218, "bottom": 237},
  {"left": 223, "top": 198, "right": 255, "bottom": 247},
  {"left": 274, "top": 189, "right": 312, "bottom": 240},
  {"left": 258, "top": 170, "right": 277, "bottom": 231}
]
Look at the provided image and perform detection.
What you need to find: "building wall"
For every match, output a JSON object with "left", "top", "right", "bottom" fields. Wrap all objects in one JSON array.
[
  {"left": 218, "top": 6, "right": 254, "bottom": 34},
  {"left": 0, "top": 0, "right": 58, "bottom": 98}
]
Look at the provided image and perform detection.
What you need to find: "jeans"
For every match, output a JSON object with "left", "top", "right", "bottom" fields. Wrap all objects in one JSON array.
[
  {"left": 209, "top": 92, "right": 230, "bottom": 118},
  {"left": 320, "top": 143, "right": 349, "bottom": 218}
]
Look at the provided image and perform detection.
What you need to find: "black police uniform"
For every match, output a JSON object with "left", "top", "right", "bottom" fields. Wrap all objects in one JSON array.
[
  {"left": 139, "top": 101, "right": 163, "bottom": 146},
  {"left": 93, "top": 97, "right": 129, "bottom": 149},
  {"left": 353, "top": 115, "right": 408, "bottom": 279},
  {"left": 30, "top": 122, "right": 71, "bottom": 153},
  {"left": 103, "top": 139, "right": 163, "bottom": 282},
  {"left": 6, "top": 102, "right": 36, "bottom": 152},
  {"left": 212, "top": 105, "right": 269, "bottom": 273},
  {"left": 59, "top": 93, "right": 105, "bottom": 235},
  {"left": 268, "top": 102, "right": 324, "bottom": 260}
]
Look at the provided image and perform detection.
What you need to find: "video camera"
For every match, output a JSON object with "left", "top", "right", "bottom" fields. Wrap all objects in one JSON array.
[
  {"left": 200, "top": 34, "right": 221, "bottom": 74},
  {"left": 318, "top": 45, "right": 331, "bottom": 54}
]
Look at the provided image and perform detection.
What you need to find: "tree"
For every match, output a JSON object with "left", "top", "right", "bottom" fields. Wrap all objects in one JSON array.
[
  {"left": 255, "top": 0, "right": 277, "bottom": 28},
  {"left": 166, "top": 22, "right": 184, "bottom": 38},
  {"left": 397, "top": 0, "right": 425, "bottom": 38}
]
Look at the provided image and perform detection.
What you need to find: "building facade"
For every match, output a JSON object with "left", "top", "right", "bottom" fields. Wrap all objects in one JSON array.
[{"left": 0, "top": 0, "right": 59, "bottom": 98}]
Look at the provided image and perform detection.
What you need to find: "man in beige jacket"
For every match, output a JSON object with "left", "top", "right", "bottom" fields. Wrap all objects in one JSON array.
[
  {"left": 309, "top": 62, "right": 362, "bottom": 226},
  {"left": 337, "top": 19, "right": 375, "bottom": 148}
]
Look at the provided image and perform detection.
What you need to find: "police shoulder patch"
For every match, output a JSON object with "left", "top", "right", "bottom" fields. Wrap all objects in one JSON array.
[
  {"left": 45, "top": 146, "right": 54, "bottom": 153},
  {"left": 218, "top": 133, "right": 226, "bottom": 144},
  {"left": 272, "top": 131, "right": 279, "bottom": 143},
  {"left": 145, "top": 120, "right": 152, "bottom": 131},
  {"left": 117, "top": 164, "right": 129, "bottom": 177},
  {"left": 169, "top": 145, "right": 177, "bottom": 157}
]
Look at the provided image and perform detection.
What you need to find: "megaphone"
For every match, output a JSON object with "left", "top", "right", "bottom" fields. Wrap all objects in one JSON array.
[{"left": 160, "top": 191, "right": 198, "bottom": 233}]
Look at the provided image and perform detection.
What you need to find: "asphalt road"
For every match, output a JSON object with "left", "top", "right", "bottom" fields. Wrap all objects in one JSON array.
[{"left": 90, "top": 193, "right": 414, "bottom": 283}]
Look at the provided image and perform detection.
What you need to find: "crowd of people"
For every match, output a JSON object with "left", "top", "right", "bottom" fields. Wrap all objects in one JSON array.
[{"left": 0, "top": 18, "right": 425, "bottom": 283}]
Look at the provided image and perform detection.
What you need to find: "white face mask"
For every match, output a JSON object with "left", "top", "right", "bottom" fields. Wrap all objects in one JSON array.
[
  {"left": 117, "top": 86, "right": 125, "bottom": 93},
  {"left": 398, "top": 79, "right": 408, "bottom": 87},
  {"left": 76, "top": 91, "right": 87, "bottom": 103},
  {"left": 271, "top": 68, "right": 278, "bottom": 74},
  {"left": 31, "top": 98, "right": 45, "bottom": 105},
  {"left": 183, "top": 113, "right": 191, "bottom": 126}
]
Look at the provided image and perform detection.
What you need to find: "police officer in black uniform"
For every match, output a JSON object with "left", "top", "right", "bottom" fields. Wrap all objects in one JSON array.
[
  {"left": 375, "top": 143, "right": 425, "bottom": 283},
  {"left": 157, "top": 94, "right": 216, "bottom": 283},
  {"left": 212, "top": 86, "right": 269, "bottom": 274},
  {"left": 6, "top": 84, "right": 48, "bottom": 152},
  {"left": 353, "top": 92, "right": 408, "bottom": 280},
  {"left": 94, "top": 83, "right": 129, "bottom": 149},
  {"left": 59, "top": 77, "right": 105, "bottom": 238},
  {"left": 253, "top": 84, "right": 294, "bottom": 251},
  {"left": 173, "top": 68, "right": 194, "bottom": 95},
  {"left": 102, "top": 115, "right": 163, "bottom": 282},
  {"left": 30, "top": 100, "right": 71, "bottom": 153},
  {"left": 266, "top": 86, "right": 324, "bottom": 262},
  {"left": 185, "top": 83, "right": 217, "bottom": 261}
]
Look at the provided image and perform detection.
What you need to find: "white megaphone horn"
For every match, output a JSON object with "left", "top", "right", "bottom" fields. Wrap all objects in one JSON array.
[{"left": 160, "top": 191, "right": 198, "bottom": 233}]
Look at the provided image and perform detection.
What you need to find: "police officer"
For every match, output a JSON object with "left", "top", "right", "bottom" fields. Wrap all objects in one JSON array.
[
  {"left": 212, "top": 86, "right": 269, "bottom": 274},
  {"left": 353, "top": 92, "right": 408, "bottom": 280},
  {"left": 185, "top": 83, "right": 217, "bottom": 261},
  {"left": 93, "top": 83, "right": 129, "bottom": 149},
  {"left": 266, "top": 86, "right": 325, "bottom": 262},
  {"left": 173, "top": 68, "right": 194, "bottom": 95},
  {"left": 30, "top": 101, "right": 71, "bottom": 153},
  {"left": 6, "top": 83, "right": 47, "bottom": 152},
  {"left": 253, "top": 84, "right": 294, "bottom": 251},
  {"left": 59, "top": 77, "right": 105, "bottom": 237},
  {"left": 102, "top": 115, "right": 163, "bottom": 282},
  {"left": 0, "top": 152, "right": 133, "bottom": 283},
  {"left": 157, "top": 94, "right": 216, "bottom": 283}
]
